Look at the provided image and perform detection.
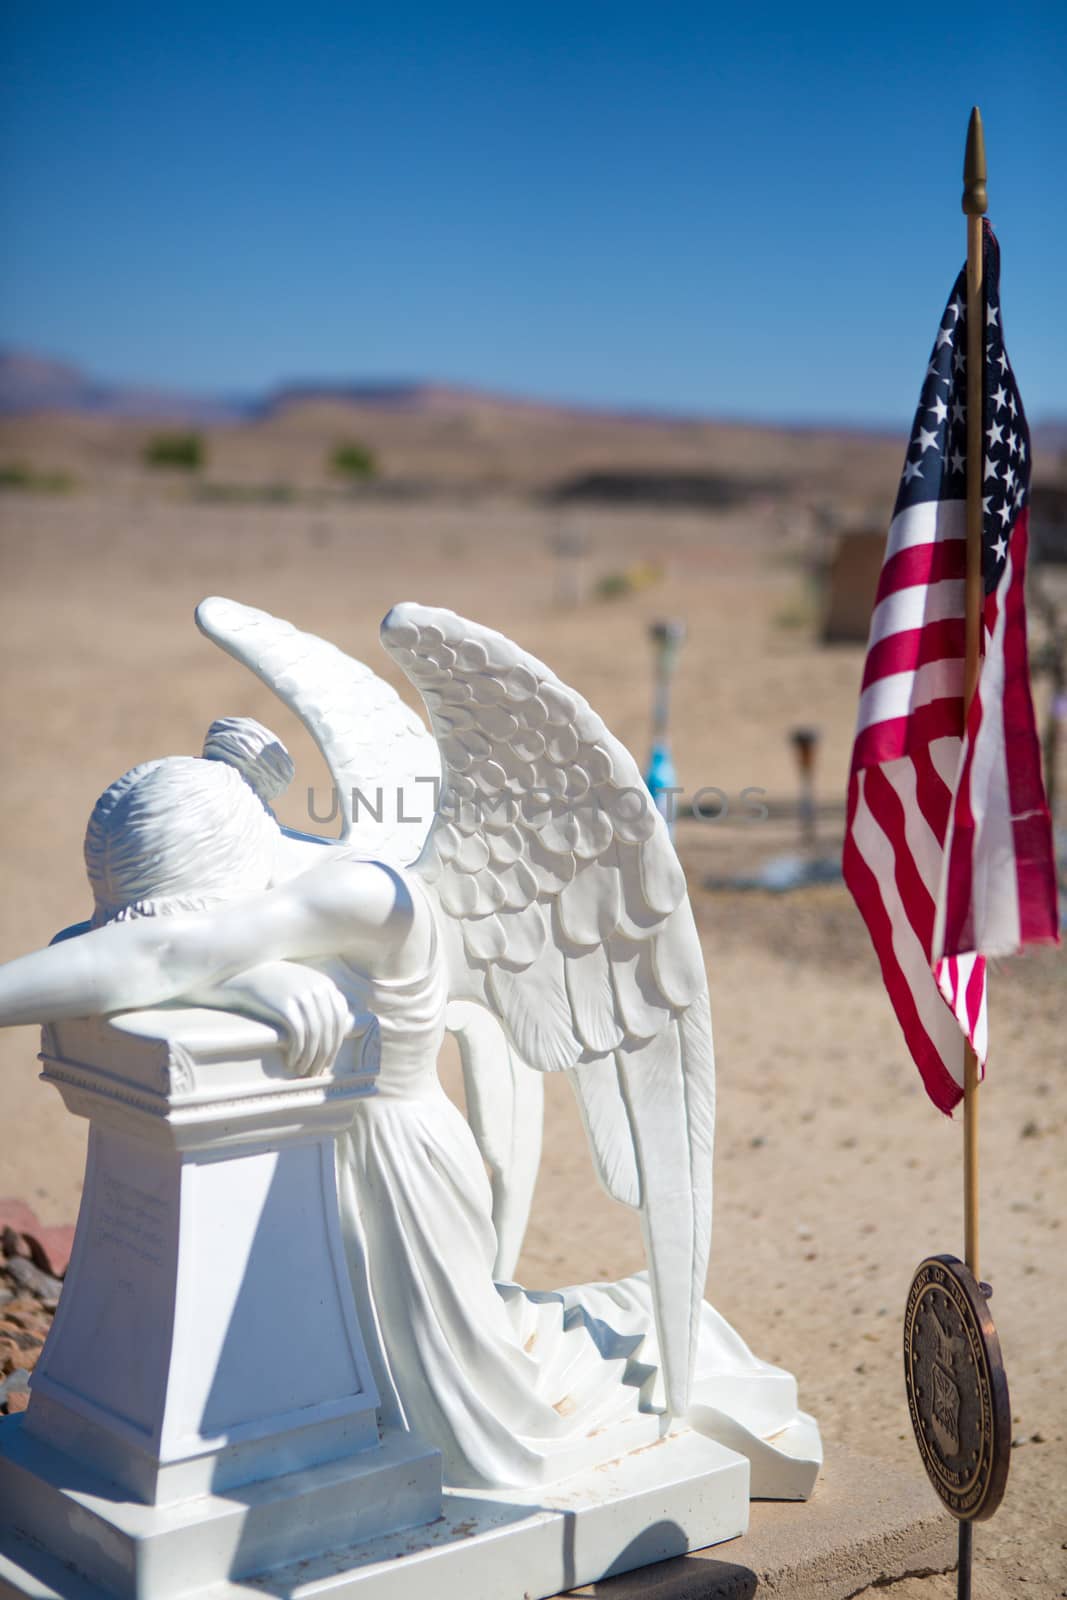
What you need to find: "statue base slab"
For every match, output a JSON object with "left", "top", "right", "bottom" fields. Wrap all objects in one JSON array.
[
  {"left": 0, "top": 1443, "right": 954, "bottom": 1600},
  {"left": 0, "top": 1416, "right": 440, "bottom": 1600},
  {"left": 0, "top": 1424, "right": 749, "bottom": 1600}
]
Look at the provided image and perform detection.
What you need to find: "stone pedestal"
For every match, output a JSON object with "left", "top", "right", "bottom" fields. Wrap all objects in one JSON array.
[
  {"left": 0, "top": 1007, "right": 779, "bottom": 1600},
  {"left": 0, "top": 1009, "right": 440, "bottom": 1596}
]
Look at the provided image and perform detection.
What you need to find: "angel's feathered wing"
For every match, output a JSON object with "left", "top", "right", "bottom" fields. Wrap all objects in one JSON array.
[
  {"left": 195, "top": 596, "right": 543, "bottom": 1259},
  {"left": 381, "top": 602, "right": 714, "bottom": 1416},
  {"left": 196, "top": 596, "right": 439, "bottom": 867}
]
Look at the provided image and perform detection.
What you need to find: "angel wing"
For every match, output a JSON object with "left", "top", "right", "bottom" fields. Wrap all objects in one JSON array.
[
  {"left": 380, "top": 602, "right": 714, "bottom": 1416},
  {"left": 196, "top": 596, "right": 440, "bottom": 867},
  {"left": 195, "top": 596, "right": 545, "bottom": 1265}
]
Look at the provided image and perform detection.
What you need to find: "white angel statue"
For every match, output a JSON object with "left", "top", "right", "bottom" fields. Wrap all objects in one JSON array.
[{"left": 0, "top": 599, "right": 818, "bottom": 1492}]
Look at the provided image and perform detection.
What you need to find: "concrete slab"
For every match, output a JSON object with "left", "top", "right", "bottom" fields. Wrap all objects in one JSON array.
[{"left": 570, "top": 1444, "right": 957, "bottom": 1599}]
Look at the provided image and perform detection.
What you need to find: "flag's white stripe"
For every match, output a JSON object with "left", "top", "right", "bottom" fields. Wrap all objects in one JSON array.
[
  {"left": 972, "top": 982, "right": 988, "bottom": 1062},
  {"left": 882, "top": 756, "right": 945, "bottom": 896},
  {"left": 867, "top": 578, "right": 966, "bottom": 651},
  {"left": 937, "top": 953, "right": 969, "bottom": 1033},
  {"left": 964, "top": 554, "right": 1020, "bottom": 957},
  {"left": 935, "top": 952, "right": 988, "bottom": 1066},
  {"left": 856, "top": 657, "right": 965, "bottom": 734},
  {"left": 962, "top": 953, "right": 988, "bottom": 1062},
  {"left": 884, "top": 758, "right": 987, "bottom": 1067},
  {"left": 929, "top": 735, "right": 962, "bottom": 797},
  {"left": 850, "top": 781, "right": 965, "bottom": 1083},
  {"left": 884, "top": 497, "right": 967, "bottom": 562}
]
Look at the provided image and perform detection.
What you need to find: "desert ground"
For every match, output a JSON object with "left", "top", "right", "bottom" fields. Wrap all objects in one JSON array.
[{"left": 0, "top": 402, "right": 1064, "bottom": 1597}]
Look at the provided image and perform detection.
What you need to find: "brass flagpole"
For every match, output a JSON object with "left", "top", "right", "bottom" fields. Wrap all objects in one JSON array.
[
  {"left": 962, "top": 104, "right": 985, "bottom": 1293},
  {"left": 903, "top": 111, "right": 1011, "bottom": 1600},
  {"left": 959, "top": 102, "right": 987, "bottom": 1600}
]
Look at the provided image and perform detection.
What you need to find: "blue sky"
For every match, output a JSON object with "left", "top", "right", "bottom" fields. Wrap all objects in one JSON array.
[{"left": 3, "top": 3, "right": 1065, "bottom": 426}]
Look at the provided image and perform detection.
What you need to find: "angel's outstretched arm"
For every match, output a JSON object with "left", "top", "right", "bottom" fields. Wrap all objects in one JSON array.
[{"left": 0, "top": 857, "right": 413, "bottom": 1029}]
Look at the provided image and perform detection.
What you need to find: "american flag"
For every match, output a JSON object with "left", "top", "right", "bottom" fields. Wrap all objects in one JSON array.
[{"left": 844, "top": 222, "right": 1058, "bottom": 1113}]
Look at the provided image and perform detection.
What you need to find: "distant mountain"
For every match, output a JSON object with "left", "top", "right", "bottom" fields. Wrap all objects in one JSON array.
[
  {"left": 0, "top": 350, "right": 593, "bottom": 425},
  {"left": 0, "top": 351, "right": 700, "bottom": 427},
  {"left": 2, "top": 347, "right": 1063, "bottom": 444},
  {"left": 0, "top": 350, "right": 246, "bottom": 423},
  {"left": 254, "top": 380, "right": 571, "bottom": 419}
]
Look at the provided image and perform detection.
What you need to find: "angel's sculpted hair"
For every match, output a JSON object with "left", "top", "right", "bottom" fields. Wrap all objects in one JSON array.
[
  {"left": 202, "top": 716, "right": 295, "bottom": 804},
  {"left": 85, "top": 727, "right": 289, "bottom": 926}
]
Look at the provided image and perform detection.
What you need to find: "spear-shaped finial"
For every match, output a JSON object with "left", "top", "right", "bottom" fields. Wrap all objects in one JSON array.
[{"left": 962, "top": 105, "right": 987, "bottom": 216}]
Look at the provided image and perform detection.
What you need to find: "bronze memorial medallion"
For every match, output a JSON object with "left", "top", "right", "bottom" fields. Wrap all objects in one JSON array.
[{"left": 903, "top": 1254, "right": 1010, "bottom": 1520}]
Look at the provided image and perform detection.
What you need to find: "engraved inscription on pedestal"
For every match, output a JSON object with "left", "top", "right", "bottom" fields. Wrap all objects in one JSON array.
[
  {"left": 99, "top": 1171, "right": 169, "bottom": 1271},
  {"left": 34, "top": 1127, "right": 179, "bottom": 1439}
]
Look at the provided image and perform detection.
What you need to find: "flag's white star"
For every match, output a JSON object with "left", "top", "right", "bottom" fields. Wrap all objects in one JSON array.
[
  {"left": 982, "top": 496, "right": 992, "bottom": 515},
  {"left": 985, "top": 458, "right": 1001, "bottom": 482},
  {"left": 1005, "top": 464, "right": 1016, "bottom": 492},
  {"left": 987, "top": 304, "right": 1000, "bottom": 327},
  {"left": 902, "top": 458, "right": 924, "bottom": 484},
  {"left": 997, "top": 502, "right": 1012, "bottom": 528},
  {"left": 986, "top": 420, "right": 1004, "bottom": 447},
  {"left": 929, "top": 396, "right": 949, "bottom": 424},
  {"left": 949, "top": 296, "right": 965, "bottom": 321},
  {"left": 951, "top": 399, "right": 966, "bottom": 425},
  {"left": 917, "top": 426, "right": 940, "bottom": 453},
  {"left": 953, "top": 349, "right": 966, "bottom": 374},
  {"left": 1007, "top": 432, "right": 1016, "bottom": 455},
  {"left": 926, "top": 361, "right": 946, "bottom": 383},
  {"left": 1008, "top": 394, "right": 1017, "bottom": 417},
  {"left": 993, "top": 533, "right": 1008, "bottom": 559},
  {"left": 997, "top": 350, "right": 1009, "bottom": 373},
  {"left": 992, "top": 385, "right": 1008, "bottom": 411},
  {"left": 950, "top": 448, "right": 966, "bottom": 474},
  {"left": 1019, "top": 441, "right": 1027, "bottom": 463},
  {"left": 1015, "top": 485, "right": 1026, "bottom": 508},
  {"left": 936, "top": 326, "right": 953, "bottom": 350}
]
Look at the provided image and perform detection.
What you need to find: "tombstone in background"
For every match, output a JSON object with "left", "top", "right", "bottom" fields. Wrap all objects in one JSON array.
[
  {"left": 820, "top": 529, "right": 886, "bottom": 644},
  {"left": 550, "top": 519, "right": 590, "bottom": 608}
]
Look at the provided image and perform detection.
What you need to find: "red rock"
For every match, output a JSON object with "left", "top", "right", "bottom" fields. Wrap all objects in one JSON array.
[
  {"left": 24, "top": 1224, "right": 76, "bottom": 1279},
  {"left": 0, "top": 1201, "right": 39, "bottom": 1240},
  {"left": 0, "top": 1201, "right": 76, "bottom": 1278},
  {"left": 0, "top": 1337, "right": 24, "bottom": 1375},
  {"left": 0, "top": 1226, "right": 27, "bottom": 1260},
  {"left": 2, "top": 1302, "right": 52, "bottom": 1337},
  {"left": 5, "top": 1387, "right": 30, "bottom": 1413}
]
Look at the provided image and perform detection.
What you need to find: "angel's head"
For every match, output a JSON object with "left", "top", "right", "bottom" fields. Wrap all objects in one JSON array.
[{"left": 85, "top": 718, "right": 293, "bottom": 926}]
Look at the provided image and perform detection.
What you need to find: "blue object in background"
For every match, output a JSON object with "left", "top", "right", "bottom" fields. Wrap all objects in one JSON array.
[
  {"left": 645, "top": 620, "right": 686, "bottom": 838},
  {"left": 646, "top": 739, "right": 679, "bottom": 833}
]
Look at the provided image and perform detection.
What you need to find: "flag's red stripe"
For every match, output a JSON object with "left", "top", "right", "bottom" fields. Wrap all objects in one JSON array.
[
  {"left": 875, "top": 538, "right": 967, "bottom": 606},
  {"left": 911, "top": 743, "right": 953, "bottom": 845},
  {"left": 851, "top": 696, "right": 963, "bottom": 772},
  {"left": 965, "top": 954, "right": 986, "bottom": 1044},
  {"left": 941, "top": 679, "right": 982, "bottom": 956},
  {"left": 999, "top": 514, "right": 1060, "bottom": 943},
  {"left": 861, "top": 618, "right": 967, "bottom": 692},
  {"left": 843, "top": 779, "right": 962, "bottom": 1114},
  {"left": 862, "top": 765, "right": 937, "bottom": 959}
]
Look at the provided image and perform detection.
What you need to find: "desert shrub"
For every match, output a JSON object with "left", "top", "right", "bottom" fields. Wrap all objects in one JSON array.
[
  {"left": 594, "top": 561, "right": 664, "bottom": 601},
  {"left": 329, "top": 440, "right": 377, "bottom": 481},
  {"left": 0, "top": 463, "right": 75, "bottom": 493},
  {"left": 143, "top": 432, "right": 204, "bottom": 471}
]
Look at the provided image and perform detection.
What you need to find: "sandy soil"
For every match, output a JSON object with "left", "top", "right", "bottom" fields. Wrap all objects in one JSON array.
[{"left": 0, "top": 486, "right": 1063, "bottom": 1597}]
